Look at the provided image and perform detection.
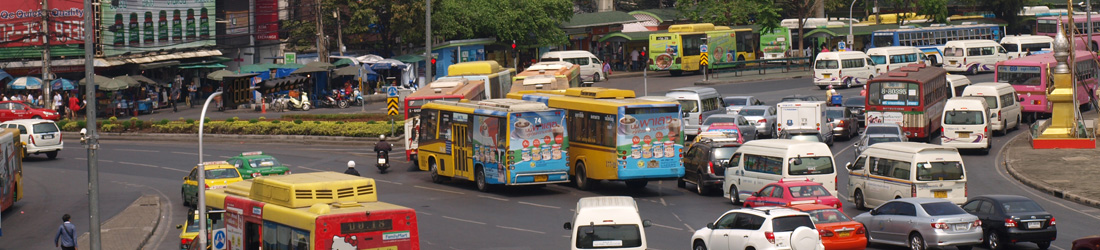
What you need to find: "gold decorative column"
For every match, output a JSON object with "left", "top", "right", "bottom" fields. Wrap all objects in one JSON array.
[{"left": 1039, "top": 23, "right": 1079, "bottom": 139}]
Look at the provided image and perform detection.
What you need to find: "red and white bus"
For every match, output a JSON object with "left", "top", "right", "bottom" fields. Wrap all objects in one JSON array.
[
  {"left": 403, "top": 77, "right": 487, "bottom": 160},
  {"left": 1035, "top": 15, "right": 1100, "bottom": 50},
  {"left": 864, "top": 64, "right": 949, "bottom": 141},
  {"left": 206, "top": 172, "right": 420, "bottom": 250},
  {"left": 994, "top": 51, "right": 1098, "bottom": 122}
]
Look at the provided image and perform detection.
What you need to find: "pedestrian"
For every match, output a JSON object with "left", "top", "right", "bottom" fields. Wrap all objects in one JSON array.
[
  {"left": 630, "top": 49, "right": 640, "bottom": 71},
  {"left": 1026, "top": 48, "right": 1033, "bottom": 56},
  {"left": 171, "top": 87, "right": 180, "bottom": 112},
  {"left": 28, "top": 93, "right": 34, "bottom": 105},
  {"left": 1, "top": 93, "right": 6, "bottom": 101},
  {"left": 821, "top": 44, "right": 831, "bottom": 53},
  {"left": 602, "top": 59, "right": 612, "bottom": 77},
  {"left": 188, "top": 80, "right": 198, "bottom": 108},
  {"left": 344, "top": 160, "right": 360, "bottom": 176},
  {"left": 68, "top": 94, "right": 80, "bottom": 120},
  {"left": 54, "top": 92, "right": 63, "bottom": 115},
  {"left": 54, "top": 214, "right": 77, "bottom": 250}
]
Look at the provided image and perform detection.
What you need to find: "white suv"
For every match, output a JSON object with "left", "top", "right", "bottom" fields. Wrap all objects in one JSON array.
[
  {"left": 1, "top": 119, "right": 62, "bottom": 159},
  {"left": 691, "top": 207, "right": 825, "bottom": 250}
]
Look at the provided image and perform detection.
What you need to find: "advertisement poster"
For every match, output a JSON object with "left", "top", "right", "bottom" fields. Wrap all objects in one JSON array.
[
  {"left": 0, "top": 0, "right": 86, "bottom": 48},
  {"left": 505, "top": 111, "right": 569, "bottom": 183},
  {"left": 255, "top": 0, "right": 278, "bottom": 40},
  {"left": 707, "top": 31, "right": 737, "bottom": 64},
  {"left": 865, "top": 111, "right": 904, "bottom": 125},
  {"left": 472, "top": 115, "right": 506, "bottom": 184},
  {"left": 648, "top": 34, "right": 679, "bottom": 71},
  {"left": 760, "top": 27, "right": 791, "bottom": 58},
  {"left": 101, "top": 0, "right": 216, "bottom": 56},
  {"left": 616, "top": 108, "right": 683, "bottom": 169}
]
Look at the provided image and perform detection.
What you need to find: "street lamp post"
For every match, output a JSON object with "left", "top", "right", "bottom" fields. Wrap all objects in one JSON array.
[
  {"left": 849, "top": 0, "right": 859, "bottom": 47},
  {"left": 196, "top": 91, "right": 221, "bottom": 250}
]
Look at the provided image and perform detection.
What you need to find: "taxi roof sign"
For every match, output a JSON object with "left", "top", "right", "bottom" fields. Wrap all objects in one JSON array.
[
  {"left": 241, "top": 151, "right": 264, "bottom": 156},
  {"left": 202, "top": 161, "right": 231, "bottom": 165}
]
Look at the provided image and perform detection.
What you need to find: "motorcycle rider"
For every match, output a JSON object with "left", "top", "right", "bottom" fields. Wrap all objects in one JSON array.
[
  {"left": 374, "top": 135, "right": 393, "bottom": 156},
  {"left": 344, "top": 160, "right": 360, "bottom": 176}
]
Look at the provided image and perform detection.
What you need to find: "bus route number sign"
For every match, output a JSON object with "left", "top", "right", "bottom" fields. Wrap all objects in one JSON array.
[{"left": 341, "top": 219, "right": 394, "bottom": 234}]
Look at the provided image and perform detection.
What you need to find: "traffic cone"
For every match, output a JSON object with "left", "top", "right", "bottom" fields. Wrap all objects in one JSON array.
[{"left": 261, "top": 102, "right": 267, "bottom": 114}]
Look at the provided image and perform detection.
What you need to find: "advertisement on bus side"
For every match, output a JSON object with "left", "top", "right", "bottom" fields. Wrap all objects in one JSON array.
[
  {"left": 707, "top": 30, "right": 738, "bottom": 64},
  {"left": 502, "top": 111, "right": 569, "bottom": 183}
]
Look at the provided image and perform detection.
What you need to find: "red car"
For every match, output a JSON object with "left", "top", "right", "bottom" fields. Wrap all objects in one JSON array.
[
  {"left": 790, "top": 204, "right": 867, "bottom": 250},
  {"left": 1074, "top": 235, "right": 1100, "bottom": 250},
  {"left": 742, "top": 179, "right": 842, "bottom": 210},
  {"left": 0, "top": 101, "right": 60, "bottom": 122}
]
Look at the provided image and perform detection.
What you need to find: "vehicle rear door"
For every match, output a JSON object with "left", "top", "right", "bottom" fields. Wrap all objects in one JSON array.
[
  {"left": 708, "top": 212, "right": 739, "bottom": 250},
  {"left": 31, "top": 122, "right": 61, "bottom": 147}
]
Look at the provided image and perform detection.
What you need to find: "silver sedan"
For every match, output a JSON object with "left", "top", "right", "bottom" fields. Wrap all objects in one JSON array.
[
  {"left": 737, "top": 105, "right": 777, "bottom": 138},
  {"left": 699, "top": 114, "right": 758, "bottom": 141},
  {"left": 854, "top": 198, "right": 984, "bottom": 250}
]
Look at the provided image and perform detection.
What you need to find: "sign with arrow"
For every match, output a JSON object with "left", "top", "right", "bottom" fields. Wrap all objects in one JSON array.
[
  {"left": 387, "top": 97, "right": 400, "bottom": 116},
  {"left": 700, "top": 52, "right": 710, "bottom": 66}
]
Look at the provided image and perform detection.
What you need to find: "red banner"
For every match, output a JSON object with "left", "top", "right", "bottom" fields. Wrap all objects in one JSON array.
[
  {"left": 0, "top": 0, "right": 86, "bottom": 48},
  {"left": 255, "top": 0, "right": 278, "bottom": 40}
]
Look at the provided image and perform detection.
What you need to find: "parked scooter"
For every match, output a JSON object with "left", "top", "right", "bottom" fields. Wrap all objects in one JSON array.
[
  {"left": 321, "top": 91, "right": 349, "bottom": 109},
  {"left": 351, "top": 89, "right": 364, "bottom": 106},
  {"left": 272, "top": 92, "right": 310, "bottom": 111},
  {"left": 375, "top": 135, "right": 393, "bottom": 173}
]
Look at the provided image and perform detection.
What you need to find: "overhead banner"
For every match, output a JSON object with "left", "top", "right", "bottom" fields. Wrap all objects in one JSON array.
[
  {"left": 100, "top": 0, "right": 216, "bottom": 56},
  {"left": 0, "top": 0, "right": 87, "bottom": 48}
]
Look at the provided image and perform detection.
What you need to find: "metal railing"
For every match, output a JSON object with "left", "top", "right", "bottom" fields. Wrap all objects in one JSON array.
[{"left": 705, "top": 57, "right": 812, "bottom": 78}]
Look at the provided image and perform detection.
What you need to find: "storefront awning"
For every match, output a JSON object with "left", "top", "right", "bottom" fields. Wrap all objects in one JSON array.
[
  {"left": 139, "top": 60, "right": 180, "bottom": 70},
  {"left": 179, "top": 63, "right": 228, "bottom": 69}
]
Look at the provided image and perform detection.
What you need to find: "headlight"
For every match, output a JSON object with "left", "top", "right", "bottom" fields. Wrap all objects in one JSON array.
[{"left": 44, "top": 112, "right": 56, "bottom": 116}]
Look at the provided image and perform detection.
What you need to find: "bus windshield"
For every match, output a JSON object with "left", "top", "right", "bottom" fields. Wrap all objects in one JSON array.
[
  {"left": 873, "top": 35, "right": 894, "bottom": 47},
  {"left": 915, "top": 161, "right": 964, "bottom": 181},
  {"left": 997, "top": 66, "right": 1042, "bottom": 86},
  {"left": 575, "top": 225, "right": 642, "bottom": 249},
  {"left": 944, "top": 111, "right": 984, "bottom": 125},
  {"left": 407, "top": 98, "right": 459, "bottom": 117},
  {"left": 815, "top": 60, "right": 839, "bottom": 69},
  {"left": 868, "top": 81, "right": 920, "bottom": 106},
  {"left": 788, "top": 156, "right": 834, "bottom": 175}
]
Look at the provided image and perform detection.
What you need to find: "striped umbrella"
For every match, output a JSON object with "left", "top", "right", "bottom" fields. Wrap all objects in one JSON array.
[
  {"left": 9, "top": 76, "right": 43, "bottom": 90},
  {"left": 51, "top": 78, "right": 76, "bottom": 90}
]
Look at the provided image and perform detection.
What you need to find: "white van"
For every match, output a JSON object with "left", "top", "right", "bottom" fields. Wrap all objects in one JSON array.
[
  {"left": 962, "top": 82, "right": 1022, "bottom": 134},
  {"left": 942, "top": 40, "right": 1009, "bottom": 74},
  {"left": 813, "top": 51, "right": 877, "bottom": 89},
  {"left": 867, "top": 46, "right": 928, "bottom": 74},
  {"left": 1000, "top": 35, "right": 1053, "bottom": 59},
  {"left": 947, "top": 74, "right": 972, "bottom": 97},
  {"left": 723, "top": 139, "right": 837, "bottom": 204},
  {"left": 564, "top": 196, "right": 650, "bottom": 250},
  {"left": 666, "top": 87, "right": 724, "bottom": 137},
  {"left": 846, "top": 142, "right": 968, "bottom": 209},
  {"left": 541, "top": 50, "right": 607, "bottom": 83},
  {"left": 940, "top": 97, "right": 991, "bottom": 154}
]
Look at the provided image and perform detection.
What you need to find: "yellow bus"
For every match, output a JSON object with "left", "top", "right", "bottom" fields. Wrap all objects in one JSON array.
[
  {"left": 648, "top": 23, "right": 757, "bottom": 76},
  {"left": 510, "top": 61, "right": 582, "bottom": 93},
  {"left": 507, "top": 87, "right": 686, "bottom": 190},
  {"left": 417, "top": 99, "right": 571, "bottom": 192},
  {"left": 444, "top": 60, "right": 517, "bottom": 99},
  {"left": 205, "top": 172, "right": 419, "bottom": 250}
]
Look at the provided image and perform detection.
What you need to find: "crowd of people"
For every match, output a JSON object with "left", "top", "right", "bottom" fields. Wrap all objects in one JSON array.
[{"left": 0, "top": 91, "right": 85, "bottom": 120}]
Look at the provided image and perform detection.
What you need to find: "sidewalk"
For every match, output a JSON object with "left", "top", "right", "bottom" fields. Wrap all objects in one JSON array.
[
  {"left": 76, "top": 194, "right": 162, "bottom": 250},
  {"left": 1004, "top": 132, "right": 1100, "bottom": 208}
]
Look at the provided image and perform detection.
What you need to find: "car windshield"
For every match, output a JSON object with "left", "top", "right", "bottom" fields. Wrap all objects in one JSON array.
[
  {"left": 944, "top": 111, "right": 985, "bottom": 125},
  {"left": 915, "top": 161, "right": 965, "bottom": 181},
  {"left": 713, "top": 147, "right": 739, "bottom": 160},
  {"left": 789, "top": 156, "right": 835, "bottom": 175},
  {"left": 844, "top": 98, "right": 864, "bottom": 107},
  {"left": 678, "top": 100, "right": 699, "bottom": 113},
  {"left": 248, "top": 157, "right": 282, "bottom": 168},
  {"left": 704, "top": 117, "right": 736, "bottom": 125},
  {"left": 1002, "top": 200, "right": 1046, "bottom": 213},
  {"left": 807, "top": 208, "right": 853, "bottom": 224},
  {"left": 826, "top": 109, "right": 844, "bottom": 119},
  {"left": 575, "top": 225, "right": 642, "bottom": 249},
  {"left": 32, "top": 122, "right": 58, "bottom": 134},
  {"left": 205, "top": 168, "right": 241, "bottom": 179},
  {"left": 866, "top": 126, "right": 901, "bottom": 135},
  {"left": 921, "top": 202, "right": 969, "bottom": 216},
  {"left": 815, "top": 60, "right": 839, "bottom": 69},
  {"left": 740, "top": 109, "right": 766, "bottom": 116},
  {"left": 772, "top": 215, "right": 816, "bottom": 231},
  {"left": 725, "top": 98, "right": 748, "bottom": 106},
  {"left": 868, "top": 137, "right": 901, "bottom": 145},
  {"left": 789, "top": 185, "right": 832, "bottom": 198}
]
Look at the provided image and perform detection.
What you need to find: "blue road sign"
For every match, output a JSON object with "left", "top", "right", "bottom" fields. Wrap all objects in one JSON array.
[
  {"left": 387, "top": 86, "right": 399, "bottom": 97},
  {"left": 213, "top": 229, "right": 226, "bottom": 249},
  {"left": 700, "top": 44, "right": 709, "bottom": 53}
]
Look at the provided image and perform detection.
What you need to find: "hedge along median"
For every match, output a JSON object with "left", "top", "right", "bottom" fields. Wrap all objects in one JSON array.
[{"left": 56, "top": 116, "right": 404, "bottom": 137}]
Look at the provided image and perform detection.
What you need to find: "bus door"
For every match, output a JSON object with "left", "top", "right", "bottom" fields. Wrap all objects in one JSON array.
[{"left": 452, "top": 113, "right": 473, "bottom": 180}]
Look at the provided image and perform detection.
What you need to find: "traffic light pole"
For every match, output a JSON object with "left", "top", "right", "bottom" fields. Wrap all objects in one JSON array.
[{"left": 424, "top": 0, "right": 432, "bottom": 85}]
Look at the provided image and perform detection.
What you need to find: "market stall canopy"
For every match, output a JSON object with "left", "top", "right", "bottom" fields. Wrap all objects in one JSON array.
[
  {"left": 290, "top": 64, "right": 330, "bottom": 74},
  {"left": 0, "top": 69, "right": 11, "bottom": 82},
  {"left": 100, "top": 77, "right": 131, "bottom": 91},
  {"left": 206, "top": 69, "right": 234, "bottom": 81},
  {"left": 51, "top": 79, "right": 75, "bottom": 90},
  {"left": 333, "top": 58, "right": 356, "bottom": 67},
  {"left": 393, "top": 54, "right": 425, "bottom": 63},
  {"left": 333, "top": 65, "right": 377, "bottom": 81},
  {"left": 355, "top": 54, "right": 384, "bottom": 63},
  {"left": 9, "top": 76, "right": 43, "bottom": 90},
  {"left": 239, "top": 64, "right": 274, "bottom": 73},
  {"left": 276, "top": 63, "right": 305, "bottom": 69},
  {"left": 78, "top": 74, "right": 110, "bottom": 85},
  {"left": 114, "top": 75, "right": 141, "bottom": 88},
  {"left": 305, "top": 61, "right": 335, "bottom": 69},
  {"left": 130, "top": 75, "right": 158, "bottom": 85}
]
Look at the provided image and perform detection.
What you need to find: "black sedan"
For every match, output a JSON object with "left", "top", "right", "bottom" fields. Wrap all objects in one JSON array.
[
  {"left": 962, "top": 195, "right": 1057, "bottom": 250},
  {"left": 843, "top": 97, "right": 866, "bottom": 126}
]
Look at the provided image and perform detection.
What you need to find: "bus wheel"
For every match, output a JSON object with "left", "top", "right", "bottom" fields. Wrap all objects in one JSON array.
[
  {"left": 574, "top": 162, "right": 592, "bottom": 190},
  {"left": 626, "top": 180, "right": 648, "bottom": 189},
  {"left": 475, "top": 166, "right": 493, "bottom": 192},
  {"left": 429, "top": 160, "right": 445, "bottom": 183}
]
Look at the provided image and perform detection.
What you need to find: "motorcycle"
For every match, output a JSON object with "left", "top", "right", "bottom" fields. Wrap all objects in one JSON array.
[
  {"left": 330, "top": 91, "right": 350, "bottom": 109},
  {"left": 272, "top": 92, "right": 310, "bottom": 111},
  {"left": 376, "top": 150, "right": 390, "bottom": 173},
  {"left": 351, "top": 89, "right": 364, "bottom": 106}
]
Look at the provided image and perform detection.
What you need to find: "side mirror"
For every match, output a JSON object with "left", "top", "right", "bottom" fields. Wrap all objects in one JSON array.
[
  {"left": 706, "top": 222, "right": 715, "bottom": 229},
  {"left": 642, "top": 219, "right": 652, "bottom": 227},
  {"left": 563, "top": 222, "right": 572, "bottom": 230},
  {"left": 845, "top": 162, "right": 853, "bottom": 170},
  {"left": 752, "top": 191, "right": 761, "bottom": 197},
  {"left": 870, "top": 209, "right": 879, "bottom": 215},
  {"left": 175, "top": 224, "right": 183, "bottom": 229},
  {"left": 183, "top": 176, "right": 188, "bottom": 181}
]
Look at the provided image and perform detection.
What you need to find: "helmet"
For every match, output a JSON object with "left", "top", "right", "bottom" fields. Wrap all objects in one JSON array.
[
  {"left": 379, "top": 135, "right": 386, "bottom": 141},
  {"left": 347, "top": 160, "right": 356, "bottom": 168},
  {"left": 827, "top": 85, "right": 833, "bottom": 89}
]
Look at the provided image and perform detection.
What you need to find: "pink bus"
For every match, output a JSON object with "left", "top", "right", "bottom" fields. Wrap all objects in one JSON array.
[
  {"left": 994, "top": 51, "right": 1099, "bottom": 122},
  {"left": 1035, "top": 16, "right": 1100, "bottom": 50}
]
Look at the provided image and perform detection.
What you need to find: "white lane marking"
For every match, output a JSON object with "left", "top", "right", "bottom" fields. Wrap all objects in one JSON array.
[
  {"left": 75, "top": 157, "right": 86, "bottom": 160},
  {"left": 117, "top": 149, "right": 159, "bottom": 153},
  {"left": 414, "top": 185, "right": 465, "bottom": 195},
  {"left": 101, "top": 160, "right": 115, "bottom": 163},
  {"left": 442, "top": 216, "right": 486, "bottom": 225},
  {"left": 650, "top": 223, "right": 684, "bottom": 231},
  {"left": 997, "top": 133, "right": 1100, "bottom": 221},
  {"left": 496, "top": 225, "right": 545, "bottom": 234},
  {"left": 671, "top": 213, "right": 694, "bottom": 231},
  {"left": 518, "top": 201, "right": 561, "bottom": 209},
  {"left": 220, "top": 155, "right": 233, "bottom": 158},
  {"left": 1053, "top": 245, "right": 1066, "bottom": 250},
  {"left": 375, "top": 179, "right": 403, "bottom": 185},
  {"left": 478, "top": 195, "right": 509, "bottom": 201},
  {"left": 420, "top": 212, "right": 433, "bottom": 216},
  {"left": 118, "top": 161, "right": 158, "bottom": 168},
  {"left": 171, "top": 151, "right": 199, "bottom": 156},
  {"left": 298, "top": 166, "right": 325, "bottom": 172},
  {"left": 160, "top": 166, "right": 188, "bottom": 173},
  {"left": 835, "top": 140, "right": 857, "bottom": 155}
]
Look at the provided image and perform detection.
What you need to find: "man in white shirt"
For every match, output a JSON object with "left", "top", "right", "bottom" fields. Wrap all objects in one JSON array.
[
  {"left": 54, "top": 93, "right": 63, "bottom": 113},
  {"left": 630, "top": 49, "right": 640, "bottom": 71}
]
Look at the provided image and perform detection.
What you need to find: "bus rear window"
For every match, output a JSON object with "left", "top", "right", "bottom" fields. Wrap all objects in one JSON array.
[
  {"left": 997, "top": 66, "right": 1042, "bottom": 86},
  {"left": 944, "top": 47, "right": 962, "bottom": 57},
  {"left": 788, "top": 156, "right": 834, "bottom": 175},
  {"left": 575, "top": 225, "right": 642, "bottom": 249},
  {"left": 916, "top": 161, "right": 965, "bottom": 181},
  {"left": 870, "top": 55, "right": 887, "bottom": 65},
  {"left": 868, "top": 81, "right": 920, "bottom": 106},
  {"left": 944, "top": 111, "right": 984, "bottom": 125},
  {"left": 873, "top": 35, "right": 894, "bottom": 47}
]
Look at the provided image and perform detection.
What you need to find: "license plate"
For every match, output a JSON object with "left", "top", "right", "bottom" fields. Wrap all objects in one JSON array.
[
  {"left": 823, "top": 74, "right": 831, "bottom": 78},
  {"left": 1028, "top": 222, "right": 1041, "bottom": 229},
  {"left": 378, "top": 158, "right": 387, "bottom": 164},
  {"left": 958, "top": 132, "right": 970, "bottom": 138},
  {"left": 42, "top": 134, "right": 54, "bottom": 139},
  {"left": 934, "top": 191, "right": 947, "bottom": 198},
  {"left": 954, "top": 224, "right": 968, "bottom": 231},
  {"left": 534, "top": 175, "right": 548, "bottom": 182},
  {"left": 838, "top": 232, "right": 851, "bottom": 237},
  {"left": 950, "top": 60, "right": 957, "bottom": 64}
]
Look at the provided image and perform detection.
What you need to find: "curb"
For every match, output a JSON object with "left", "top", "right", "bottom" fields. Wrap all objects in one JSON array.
[
  {"left": 694, "top": 74, "right": 808, "bottom": 86},
  {"left": 137, "top": 195, "right": 162, "bottom": 250},
  {"left": 62, "top": 131, "right": 406, "bottom": 147},
  {"left": 1003, "top": 135, "right": 1100, "bottom": 209}
]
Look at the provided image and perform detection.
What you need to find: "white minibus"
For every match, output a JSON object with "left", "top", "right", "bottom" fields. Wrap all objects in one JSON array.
[
  {"left": 942, "top": 40, "right": 1009, "bottom": 74},
  {"left": 940, "top": 97, "right": 991, "bottom": 154},
  {"left": 666, "top": 87, "right": 724, "bottom": 137},
  {"left": 723, "top": 139, "right": 837, "bottom": 204},
  {"left": 962, "top": 82, "right": 1022, "bottom": 134},
  {"left": 541, "top": 50, "right": 607, "bottom": 83},
  {"left": 867, "top": 46, "right": 928, "bottom": 74},
  {"left": 947, "top": 74, "right": 972, "bottom": 97},
  {"left": 814, "top": 51, "right": 877, "bottom": 89},
  {"left": 1000, "top": 35, "right": 1053, "bottom": 59},
  {"left": 564, "top": 196, "right": 650, "bottom": 250},
  {"left": 846, "top": 142, "right": 968, "bottom": 209}
]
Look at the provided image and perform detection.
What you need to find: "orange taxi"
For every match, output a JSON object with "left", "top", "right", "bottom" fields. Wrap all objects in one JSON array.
[{"left": 789, "top": 204, "right": 866, "bottom": 250}]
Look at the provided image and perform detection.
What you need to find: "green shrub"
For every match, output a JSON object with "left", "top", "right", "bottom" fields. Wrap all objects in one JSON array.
[
  {"left": 108, "top": 116, "right": 118, "bottom": 123},
  {"left": 225, "top": 117, "right": 235, "bottom": 122},
  {"left": 129, "top": 117, "right": 138, "bottom": 122},
  {"left": 313, "top": 121, "right": 321, "bottom": 124},
  {"left": 178, "top": 117, "right": 185, "bottom": 121},
  {"left": 335, "top": 121, "right": 344, "bottom": 125},
  {"left": 294, "top": 119, "right": 303, "bottom": 124},
  {"left": 249, "top": 119, "right": 259, "bottom": 124},
  {"left": 135, "top": 120, "right": 145, "bottom": 128},
  {"left": 62, "top": 122, "right": 81, "bottom": 131},
  {"left": 258, "top": 117, "right": 266, "bottom": 120},
  {"left": 158, "top": 119, "right": 170, "bottom": 125},
  {"left": 101, "top": 124, "right": 118, "bottom": 132},
  {"left": 186, "top": 119, "right": 195, "bottom": 124},
  {"left": 204, "top": 118, "right": 211, "bottom": 124},
  {"left": 56, "top": 119, "right": 69, "bottom": 128},
  {"left": 271, "top": 120, "right": 281, "bottom": 124}
]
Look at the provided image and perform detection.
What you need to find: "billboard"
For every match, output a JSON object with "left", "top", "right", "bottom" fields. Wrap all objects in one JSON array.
[
  {"left": 0, "top": 0, "right": 87, "bottom": 48},
  {"left": 255, "top": 0, "right": 278, "bottom": 40},
  {"left": 101, "top": 0, "right": 215, "bottom": 56}
]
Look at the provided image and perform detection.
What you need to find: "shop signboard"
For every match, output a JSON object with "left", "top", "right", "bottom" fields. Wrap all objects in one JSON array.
[
  {"left": 101, "top": 0, "right": 216, "bottom": 56},
  {"left": 0, "top": 0, "right": 86, "bottom": 48}
]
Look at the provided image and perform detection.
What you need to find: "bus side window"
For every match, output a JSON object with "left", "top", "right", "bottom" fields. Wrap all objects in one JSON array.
[
  {"left": 440, "top": 111, "right": 453, "bottom": 140},
  {"left": 421, "top": 109, "right": 437, "bottom": 141}
]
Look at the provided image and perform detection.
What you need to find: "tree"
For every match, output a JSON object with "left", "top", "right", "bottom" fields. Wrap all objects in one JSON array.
[
  {"left": 674, "top": 0, "right": 781, "bottom": 28},
  {"left": 915, "top": 0, "right": 948, "bottom": 24},
  {"left": 434, "top": 0, "right": 572, "bottom": 48},
  {"left": 778, "top": 0, "right": 821, "bottom": 56}
]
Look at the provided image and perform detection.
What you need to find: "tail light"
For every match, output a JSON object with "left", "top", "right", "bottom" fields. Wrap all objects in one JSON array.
[
  {"left": 284, "top": 170, "right": 291, "bottom": 175},
  {"left": 251, "top": 172, "right": 261, "bottom": 178},
  {"left": 1005, "top": 218, "right": 1017, "bottom": 227},
  {"left": 839, "top": 120, "right": 846, "bottom": 127},
  {"left": 819, "top": 229, "right": 835, "bottom": 237},
  {"left": 964, "top": 58, "right": 968, "bottom": 65},
  {"left": 765, "top": 231, "right": 776, "bottom": 244},
  {"left": 973, "top": 219, "right": 982, "bottom": 227},
  {"left": 835, "top": 202, "right": 842, "bottom": 209},
  {"left": 1050, "top": 217, "right": 1056, "bottom": 225},
  {"left": 816, "top": 123, "right": 820, "bottom": 131},
  {"left": 932, "top": 222, "right": 950, "bottom": 229},
  {"left": 996, "top": 110, "right": 1001, "bottom": 119},
  {"left": 856, "top": 227, "right": 866, "bottom": 234},
  {"left": 181, "top": 238, "right": 193, "bottom": 247},
  {"left": 965, "top": 182, "right": 968, "bottom": 197},
  {"left": 698, "top": 114, "right": 703, "bottom": 125},
  {"left": 758, "top": 119, "right": 767, "bottom": 124},
  {"left": 911, "top": 184, "right": 917, "bottom": 197},
  {"left": 29, "top": 134, "right": 35, "bottom": 145},
  {"left": 708, "top": 161, "right": 714, "bottom": 174}
]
